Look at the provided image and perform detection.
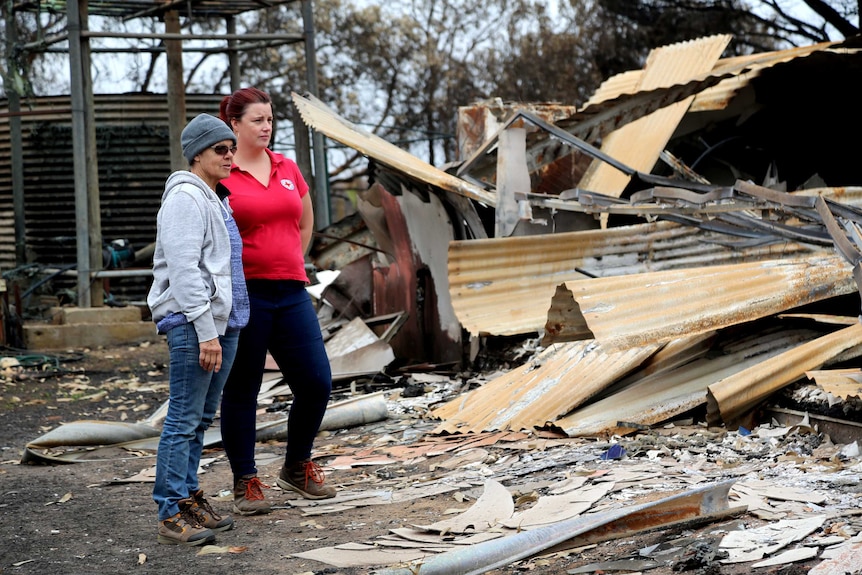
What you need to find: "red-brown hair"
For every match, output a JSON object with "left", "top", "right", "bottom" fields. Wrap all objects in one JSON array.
[{"left": 219, "top": 87, "right": 272, "bottom": 125}]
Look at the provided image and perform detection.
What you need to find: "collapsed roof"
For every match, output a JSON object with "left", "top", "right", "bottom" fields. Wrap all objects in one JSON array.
[{"left": 295, "top": 34, "right": 862, "bottom": 438}]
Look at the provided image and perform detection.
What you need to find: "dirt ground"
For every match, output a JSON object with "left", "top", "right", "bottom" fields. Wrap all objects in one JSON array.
[{"left": 0, "top": 340, "right": 848, "bottom": 575}]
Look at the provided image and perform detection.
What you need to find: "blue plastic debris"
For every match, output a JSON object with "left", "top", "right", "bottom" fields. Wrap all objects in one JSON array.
[{"left": 600, "top": 444, "right": 626, "bottom": 460}]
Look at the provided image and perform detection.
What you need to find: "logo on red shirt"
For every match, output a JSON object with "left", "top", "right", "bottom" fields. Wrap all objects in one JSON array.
[{"left": 281, "top": 179, "right": 295, "bottom": 191}]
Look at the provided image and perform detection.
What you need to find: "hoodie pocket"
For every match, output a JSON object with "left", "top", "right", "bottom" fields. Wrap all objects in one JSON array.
[{"left": 210, "top": 273, "right": 232, "bottom": 321}]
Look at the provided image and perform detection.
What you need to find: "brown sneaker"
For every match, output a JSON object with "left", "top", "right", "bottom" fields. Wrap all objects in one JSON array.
[
  {"left": 276, "top": 459, "right": 336, "bottom": 500},
  {"left": 187, "top": 489, "right": 234, "bottom": 532},
  {"left": 232, "top": 474, "right": 271, "bottom": 516},
  {"left": 157, "top": 500, "right": 216, "bottom": 546}
]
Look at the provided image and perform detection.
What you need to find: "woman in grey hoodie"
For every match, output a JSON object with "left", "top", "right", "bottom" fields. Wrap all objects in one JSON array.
[{"left": 147, "top": 114, "right": 249, "bottom": 546}]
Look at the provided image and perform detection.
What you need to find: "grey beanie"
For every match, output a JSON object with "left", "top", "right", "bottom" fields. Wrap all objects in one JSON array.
[{"left": 181, "top": 113, "right": 236, "bottom": 163}]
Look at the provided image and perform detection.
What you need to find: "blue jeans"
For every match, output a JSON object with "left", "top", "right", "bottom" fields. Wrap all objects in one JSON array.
[
  {"left": 221, "top": 280, "right": 332, "bottom": 478},
  {"left": 153, "top": 324, "right": 239, "bottom": 520}
]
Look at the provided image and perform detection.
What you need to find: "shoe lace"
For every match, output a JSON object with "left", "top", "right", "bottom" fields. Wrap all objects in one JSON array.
[
  {"left": 244, "top": 476, "right": 269, "bottom": 501},
  {"left": 194, "top": 494, "right": 222, "bottom": 520},
  {"left": 179, "top": 504, "right": 204, "bottom": 528},
  {"left": 303, "top": 460, "right": 326, "bottom": 487}
]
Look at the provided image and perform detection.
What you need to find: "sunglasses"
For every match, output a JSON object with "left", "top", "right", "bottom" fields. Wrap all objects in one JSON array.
[{"left": 211, "top": 144, "right": 237, "bottom": 156}]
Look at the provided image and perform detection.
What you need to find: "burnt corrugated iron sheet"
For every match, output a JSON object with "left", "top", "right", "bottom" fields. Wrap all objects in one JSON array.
[
  {"left": 0, "top": 93, "right": 223, "bottom": 299},
  {"left": 577, "top": 35, "right": 731, "bottom": 200},
  {"left": 555, "top": 324, "right": 841, "bottom": 437},
  {"left": 457, "top": 39, "right": 853, "bottom": 196},
  {"left": 456, "top": 101, "right": 584, "bottom": 195},
  {"left": 291, "top": 91, "right": 497, "bottom": 207},
  {"left": 456, "top": 101, "right": 578, "bottom": 164},
  {"left": 706, "top": 322, "right": 862, "bottom": 427},
  {"left": 431, "top": 339, "right": 660, "bottom": 434},
  {"left": 448, "top": 220, "right": 824, "bottom": 337},
  {"left": 432, "top": 316, "right": 862, "bottom": 437},
  {"left": 543, "top": 256, "right": 856, "bottom": 350},
  {"left": 585, "top": 40, "right": 843, "bottom": 113}
]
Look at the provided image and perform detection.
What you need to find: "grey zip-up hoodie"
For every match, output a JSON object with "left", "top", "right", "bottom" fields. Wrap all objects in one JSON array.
[{"left": 147, "top": 171, "right": 233, "bottom": 343}]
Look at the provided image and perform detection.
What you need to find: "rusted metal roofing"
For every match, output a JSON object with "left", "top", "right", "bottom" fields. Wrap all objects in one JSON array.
[
  {"left": 291, "top": 92, "right": 497, "bottom": 208},
  {"left": 584, "top": 40, "right": 843, "bottom": 112},
  {"left": 706, "top": 323, "right": 862, "bottom": 427},
  {"left": 804, "top": 367, "right": 862, "bottom": 400},
  {"left": 431, "top": 314, "right": 862, "bottom": 438},
  {"left": 543, "top": 255, "right": 856, "bottom": 351},
  {"left": 456, "top": 38, "right": 855, "bottom": 197},
  {"left": 555, "top": 324, "right": 841, "bottom": 437},
  {"left": 448, "top": 220, "right": 825, "bottom": 337},
  {"left": 0, "top": 93, "right": 222, "bottom": 299},
  {"left": 577, "top": 35, "right": 731, "bottom": 201},
  {"left": 431, "top": 339, "right": 661, "bottom": 434}
]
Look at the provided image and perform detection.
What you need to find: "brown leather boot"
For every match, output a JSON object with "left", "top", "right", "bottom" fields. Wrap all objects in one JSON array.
[
  {"left": 276, "top": 459, "right": 336, "bottom": 500},
  {"left": 232, "top": 474, "right": 272, "bottom": 516},
  {"left": 187, "top": 489, "right": 235, "bottom": 532},
  {"left": 157, "top": 499, "right": 216, "bottom": 546}
]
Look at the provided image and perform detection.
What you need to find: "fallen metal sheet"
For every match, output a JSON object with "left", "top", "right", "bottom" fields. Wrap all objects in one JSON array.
[
  {"left": 20, "top": 392, "right": 389, "bottom": 464},
  {"left": 706, "top": 322, "right": 862, "bottom": 427},
  {"left": 578, "top": 35, "right": 731, "bottom": 202},
  {"left": 448, "top": 220, "right": 820, "bottom": 337},
  {"left": 541, "top": 42, "right": 849, "bottom": 191},
  {"left": 431, "top": 339, "right": 660, "bottom": 435},
  {"left": 255, "top": 391, "right": 390, "bottom": 442},
  {"left": 291, "top": 91, "right": 496, "bottom": 207},
  {"left": 325, "top": 316, "right": 396, "bottom": 380},
  {"left": 370, "top": 184, "right": 462, "bottom": 363},
  {"left": 585, "top": 40, "right": 842, "bottom": 113},
  {"left": 804, "top": 367, "right": 862, "bottom": 399},
  {"left": 22, "top": 420, "right": 159, "bottom": 449},
  {"left": 554, "top": 327, "right": 825, "bottom": 437},
  {"left": 329, "top": 340, "right": 396, "bottom": 382},
  {"left": 542, "top": 255, "right": 856, "bottom": 350},
  {"left": 372, "top": 480, "right": 738, "bottom": 575}
]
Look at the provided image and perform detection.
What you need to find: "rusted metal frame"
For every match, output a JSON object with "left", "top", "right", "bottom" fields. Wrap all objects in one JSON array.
[
  {"left": 122, "top": 0, "right": 279, "bottom": 21},
  {"left": 625, "top": 190, "right": 831, "bottom": 244},
  {"left": 656, "top": 213, "right": 772, "bottom": 240},
  {"left": 814, "top": 196, "right": 862, "bottom": 289},
  {"left": 567, "top": 189, "right": 719, "bottom": 216},
  {"left": 734, "top": 179, "right": 818, "bottom": 208},
  {"left": 563, "top": 188, "right": 631, "bottom": 208},
  {"left": 629, "top": 185, "right": 736, "bottom": 205},
  {"left": 715, "top": 212, "right": 832, "bottom": 245},
  {"left": 571, "top": 185, "right": 830, "bottom": 246},
  {"left": 633, "top": 171, "right": 719, "bottom": 194},
  {"left": 823, "top": 196, "right": 862, "bottom": 226},
  {"left": 82, "top": 31, "right": 303, "bottom": 41},
  {"left": 518, "top": 111, "right": 636, "bottom": 176},
  {"left": 455, "top": 110, "right": 634, "bottom": 185}
]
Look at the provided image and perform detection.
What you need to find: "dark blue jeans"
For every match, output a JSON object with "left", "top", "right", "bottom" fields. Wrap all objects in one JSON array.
[
  {"left": 153, "top": 325, "right": 239, "bottom": 520},
  {"left": 220, "top": 280, "right": 332, "bottom": 478}
]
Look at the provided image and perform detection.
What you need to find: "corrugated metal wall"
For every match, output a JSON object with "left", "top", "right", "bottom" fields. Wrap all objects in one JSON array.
[{"left": 0, "top": 93, "right": 224, "bottom": 304}]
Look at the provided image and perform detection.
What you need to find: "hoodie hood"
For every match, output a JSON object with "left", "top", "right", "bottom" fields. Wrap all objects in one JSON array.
[{"left": 162, "top": 171, "right": 214, "bottom": 203}]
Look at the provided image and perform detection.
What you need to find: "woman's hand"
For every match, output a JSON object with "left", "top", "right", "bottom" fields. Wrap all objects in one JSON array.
[{"left": 199, "top": 338, "right": 222, "bottom": 372}]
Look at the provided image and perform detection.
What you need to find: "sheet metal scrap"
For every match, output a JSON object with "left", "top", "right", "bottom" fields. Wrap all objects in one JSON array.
[
  {"left": 541, "top": 255, "right": 856, "bottom": 350},
  {"left": 543, "top": 181, "right": 862, "bottom": 345},
  {"left": 373, "top": 480, "right": 741, "bottom": 575}
]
